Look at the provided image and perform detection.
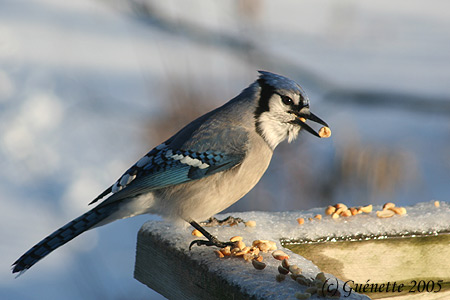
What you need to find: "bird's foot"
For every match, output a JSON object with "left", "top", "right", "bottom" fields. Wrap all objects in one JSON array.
[
  {"left": 189, "top": 220, "right": 235, "bottom": 250},
  {"left": 200, "top": 216, "right": 244, "bottom": 227},
  {"left": 189, "top": 236, "right": 234, "bottom": 250}
]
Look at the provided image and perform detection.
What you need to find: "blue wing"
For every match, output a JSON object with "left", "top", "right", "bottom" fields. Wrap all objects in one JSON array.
[
  {"left": 90, "top": 103, "right": 250, "bottom": 206},
  {"left": 91, "top": 143, "right": 245, "bottom": 206}
]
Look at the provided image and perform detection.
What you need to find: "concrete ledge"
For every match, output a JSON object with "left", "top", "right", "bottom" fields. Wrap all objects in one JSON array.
[
  {"left": 134, "top": 228, "right": 258, "bottom": 300},
  {"left": 134, "top": 201, "right": 449, "bottom": 299}
]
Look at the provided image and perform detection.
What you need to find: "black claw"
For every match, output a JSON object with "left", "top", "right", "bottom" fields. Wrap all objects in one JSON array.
[
  {"left": 189, "top": 238, "right": 234, "bottom": 251},
  {"left": 189, "top": 239, "right": 214, "bottom": 250},
  {"left": 189, "top": 219, "right": 236, "bottom": 251}
]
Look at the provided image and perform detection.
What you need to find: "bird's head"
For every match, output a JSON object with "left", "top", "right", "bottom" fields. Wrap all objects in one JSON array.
[{"left": 254, "top": 71, "right": 329, "bottom": 149}]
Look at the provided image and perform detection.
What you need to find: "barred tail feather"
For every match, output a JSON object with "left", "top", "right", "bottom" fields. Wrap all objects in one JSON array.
[{"left": 12, "top": 203, "right": 119, "bottom": 275}]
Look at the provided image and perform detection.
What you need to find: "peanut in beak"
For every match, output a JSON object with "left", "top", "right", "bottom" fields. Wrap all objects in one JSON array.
[{"left": 318, "top": 126, "right": 331, "bottom": 138}]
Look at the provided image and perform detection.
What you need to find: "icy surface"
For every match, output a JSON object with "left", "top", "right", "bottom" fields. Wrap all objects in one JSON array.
[{"left": 139, "top": 201, "right": 450, "bottom": 299}]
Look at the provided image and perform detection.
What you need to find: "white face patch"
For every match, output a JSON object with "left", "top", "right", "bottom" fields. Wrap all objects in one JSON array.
[{"left": 256, "top": 93, "right": 300, "bottom": 149}]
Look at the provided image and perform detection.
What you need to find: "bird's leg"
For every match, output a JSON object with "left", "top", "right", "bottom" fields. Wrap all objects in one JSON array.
[
  {"left": 189, "top": 220, "right": 235, "bottom": 250},
  {"left": 200, "top": 216, "right": 244, "bottom": 227}
]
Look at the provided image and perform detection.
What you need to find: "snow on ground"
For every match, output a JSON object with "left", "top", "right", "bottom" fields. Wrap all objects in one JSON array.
[{"left": 0, "top": 0, "right": 449, "bottom": 299}]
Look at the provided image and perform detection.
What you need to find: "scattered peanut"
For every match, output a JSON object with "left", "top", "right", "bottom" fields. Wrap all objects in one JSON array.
[
  {"left": 251, "top": 259, "right": 266, "bottom": 270},
  {"left": 360, "top": 204, "right": 373, "bottom": 213},
  {"left": 334, "top": 207, "right": 345, "bottom": 215},
  {"left": 214, "top": 250, "right": 224, "bottom": 258},
  {"left": 326, "top": 202, "right": 415, "bottom": 220},
  {"left": 244, "top": 220, "right": 256, "bottom": 227},
  {"left": 252, "top": 239, "right": 267, "bottom": 246},
  {"left": 383, "top": 202, "right": 396, "bottom": 210},
  {"left": 235, "top": 246, "right": 251, "bottom": 256},
  {"left": 240, "top": 246, "right": 251, "bottom": 253},
  {"left": 389, "top": 206, "right": 407, "bottom": 215},
  {"left": 230, "top": 236, "right": 243, "bottom": 242},
  {"left": 243, "top": 253, "right": 254, "bottom": 262},
  {"left": 376, "top": 209, "right": 395, "bottom": 218},
  {"left": 325, "top": 206, "right": 336, "bottom": 215},
  {"left": 318, "top": 126, "right": 331, "bottom": 138},
  {"left": 248, "top": 246, "right": 260, "bottom": 256},
  {"left": 234, "top": 240, "right": 246, "bottom": 250},
  {"left": 257, "top": 242, "right": 270, "bottom": 252},
  {"left": 231, "top": 247, "right": 241, "bottom": 255},
  {"left": 191, "top": 229, "right": 203, "bottom": 237},
  {"left": 297, "top": 217, "right": 305, "bottom": 225},
  {"left": 255, "top": 255, "right": 263, "bottom": 262},
  {"left": 272, "top": 250, "right": 290, "bottom": 261},
  {"left": 314, "top": 214, "right": 322, "bottom": 220},
  {"left": 220, "top": 246, "right": 231, "bottom": 256},
  {"left": 434, "top": 201, "right": 440, "bottom": 208},
  {"left": 267, "top": 241, "right": 277, "bottom": 251},
  {"left": 335, "top": 203, "right": 347, "bottom": 210},
  {"left": 340, "top": 209, "right": 352, "bottom": 217},
  {"left": 252, "top": 239, "right": 276, "bottom": 250}
]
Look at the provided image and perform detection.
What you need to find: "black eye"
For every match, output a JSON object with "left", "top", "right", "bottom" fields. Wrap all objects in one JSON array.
[{"left": 281, "top": 95, "right": 293, "bottom": 106}]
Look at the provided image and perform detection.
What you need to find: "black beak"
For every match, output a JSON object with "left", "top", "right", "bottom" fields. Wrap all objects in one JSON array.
[{"left": 291, "top": 110, "right": 329, "bottom": 138}]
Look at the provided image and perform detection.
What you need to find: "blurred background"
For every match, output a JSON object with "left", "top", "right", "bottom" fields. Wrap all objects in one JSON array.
[{"left": 1, "top": 0, "right": 449, "bottom": 299}]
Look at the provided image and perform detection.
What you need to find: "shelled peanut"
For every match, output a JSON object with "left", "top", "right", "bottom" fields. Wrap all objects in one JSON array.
[
  {"left": 212, "top": 236, "right": 285, "bottom": 271},
  {"left": 375, "top": 202, "right": 407, "bottom": 218},
  {"left": 323, "top": 202, "right": 407, "bottom": 220},
  {"left": 324, "top": 203, "right": 372, "bottom": 219},
  {"left": 318, "top": 126, "right": 331, "bottom": 138},
  {"left": 191, "top": 229, "right": 204, "bottom": 237},
  {"left": 327, "top": 201, "right": 407, "bottom": 219}
]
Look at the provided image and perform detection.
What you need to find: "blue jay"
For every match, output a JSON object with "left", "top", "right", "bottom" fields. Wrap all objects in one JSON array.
[{"left": 12, "top": 71, "right": 329, "bottom": 274}]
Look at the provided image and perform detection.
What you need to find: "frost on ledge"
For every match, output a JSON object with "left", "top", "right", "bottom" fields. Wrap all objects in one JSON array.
[{"left": 138, "top": 201, "right": 448, "bottom": 300}]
